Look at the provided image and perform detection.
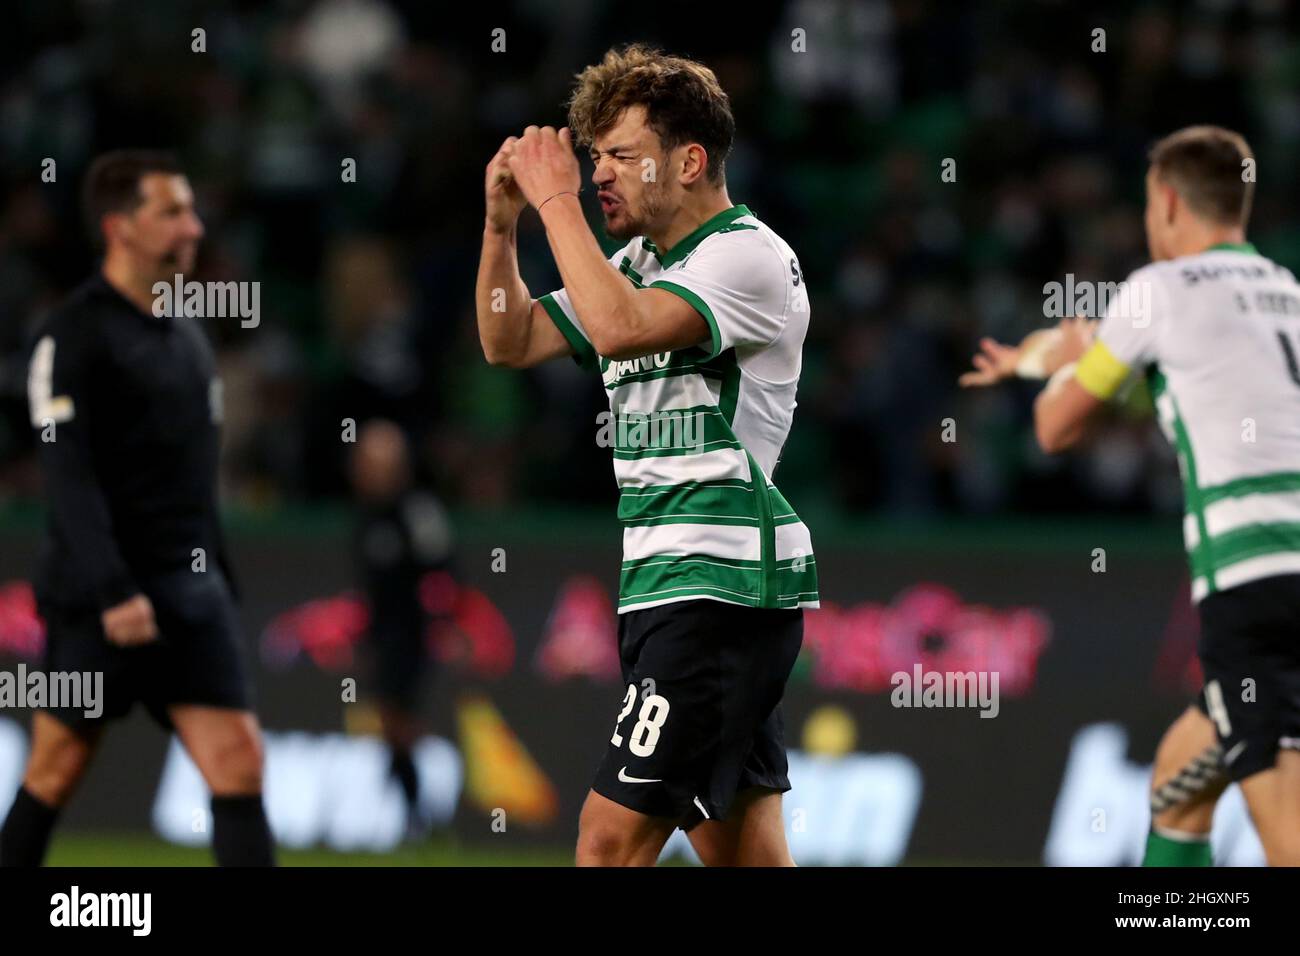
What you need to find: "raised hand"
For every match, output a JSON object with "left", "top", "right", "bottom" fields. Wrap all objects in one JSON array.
[
  {"left": 485, "top": 136, "right": 528, "bottom": 234},
  {"left": 959, "top": 336, "right": 1024, "bottom": 387},
  {"left": 505, "top": 126, "right": 582, "bottom": 212}
]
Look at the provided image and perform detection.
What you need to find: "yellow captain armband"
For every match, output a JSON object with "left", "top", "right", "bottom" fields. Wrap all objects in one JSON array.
[{"left": 1074, "top": 339, "right": 1131, "bottom": 400}]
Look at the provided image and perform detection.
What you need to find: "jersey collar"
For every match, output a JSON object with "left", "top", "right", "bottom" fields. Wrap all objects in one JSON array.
[
  {"left": 1206, "top": 241, "right": 1257, "bottom": 254},
  {"left": 92, "top": 273, "right": 170, "bottom": 323},
  {"left": 652, "top": 204, "right": 753, "bottom": 269}
]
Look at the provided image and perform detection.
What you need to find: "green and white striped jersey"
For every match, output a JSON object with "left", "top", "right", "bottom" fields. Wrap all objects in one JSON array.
[
  {"left": 1077, "top": 242, "right": 1300, "bottom": 602},
  {"left": 539, "top": 204, "right": 819, "bottom": 614}
]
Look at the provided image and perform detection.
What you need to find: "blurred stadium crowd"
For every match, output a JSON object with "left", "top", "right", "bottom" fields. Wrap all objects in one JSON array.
[{"left": 2, "top": 0, "right": 1299, "bottom": 519}]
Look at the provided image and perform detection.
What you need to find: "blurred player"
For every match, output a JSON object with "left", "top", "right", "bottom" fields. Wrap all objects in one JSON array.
[
  {"left": 0, "top": 151, "right": 274, "bottom": 867},
  {"left": 349, "top": 419, "right": 454, "bottom": 837},
  {"left": 475, "top": 45, "right": 818, "bottom": 866},
  {"left": 965, "top": 317, "right": 1232, "bottom": 866},
  {"left": 964, "top": 126, "right": 1300, "bottom": 866}
]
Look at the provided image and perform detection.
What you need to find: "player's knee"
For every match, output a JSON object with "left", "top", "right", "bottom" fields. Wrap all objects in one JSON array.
[
  {"left": 576, "top": 805, "right": 641, "bottom": 866},
  {"left": 222, "top": 732, "right": 265, "bottom": 791},
  {"left": 691, "top": 840, "right": 738, "bottom": 867},
  {"left": 24, "top": 736, "right": 94, "bottom": 806},
  {"left": 576, "top": 825, "right": 637, "bottom": 866},
  {"left": 736, "top": 838, "right": 795, "bottom": 867},
  {"left": 1259, "top": 789, "right": 1300, "bottom": 865},
  {"left": 198, "top": 724, "right": 265, "bottom": 793}
]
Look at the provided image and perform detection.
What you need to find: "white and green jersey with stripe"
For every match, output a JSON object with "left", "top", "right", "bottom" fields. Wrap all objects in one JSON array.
[
  {"left": 538, "top": 204, "right": 819, "bottom": 614},
  {"left": 1076, "top": 242, "right": 1300, "bottom": 602}
]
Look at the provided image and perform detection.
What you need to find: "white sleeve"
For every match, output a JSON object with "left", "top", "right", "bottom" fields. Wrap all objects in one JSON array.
[
  {"left": 1092, "top": 265, "right": 1170, "bottom": 371},
  {"left": 537, "top": 243, "right": 636, "bottom": 370},
  {"left": 537, "top": 285, "right": 597, "bottom": 369},
  {"left": 649, "top": 232, "right": 791, "bottom": 358}
]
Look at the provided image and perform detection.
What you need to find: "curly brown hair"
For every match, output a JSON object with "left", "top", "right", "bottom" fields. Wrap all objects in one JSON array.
[{"left": 566, "top": 44, "right": 735, "bottom": 186}]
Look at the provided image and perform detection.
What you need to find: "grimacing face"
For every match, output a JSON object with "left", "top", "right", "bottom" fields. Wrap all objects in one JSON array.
[
  {"left": 589, "top": 105, "right": 679, "bottom": 241},
  {"left": 112, "top": 173, "right": 205, "bottom": 276}
]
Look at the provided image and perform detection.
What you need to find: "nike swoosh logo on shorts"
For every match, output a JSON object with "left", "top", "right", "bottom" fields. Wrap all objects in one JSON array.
[{"left": 618, "top": 766, "right": 662, "bottom": 784}]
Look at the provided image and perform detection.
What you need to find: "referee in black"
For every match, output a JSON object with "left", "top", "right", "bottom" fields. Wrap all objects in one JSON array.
[{"left": 0, "top": 151, "right": 275, "bottom": 866}]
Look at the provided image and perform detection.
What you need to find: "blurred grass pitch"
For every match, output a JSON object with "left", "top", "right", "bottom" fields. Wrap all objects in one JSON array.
[{"left": 45, "top": 832, "right": 574, "bottom": 867}]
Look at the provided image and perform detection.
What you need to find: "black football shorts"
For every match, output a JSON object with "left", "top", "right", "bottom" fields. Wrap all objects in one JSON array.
[
  {"left": 1195, "top": 573, "right": 1300, "bottom": 782},
  {"left": 591, "top": 598, "right": 803, "bottom": 829},
  {"left": 38, "top": 565, "right": 253, "bottom": 736}
]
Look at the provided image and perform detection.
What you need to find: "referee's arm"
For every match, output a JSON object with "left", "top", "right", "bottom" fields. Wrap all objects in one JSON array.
[{"left": 29, "top": 319, "right": 150, "bottom": 631}]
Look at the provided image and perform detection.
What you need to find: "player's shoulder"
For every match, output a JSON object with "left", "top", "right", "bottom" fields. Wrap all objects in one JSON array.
[
  {"left": 606, "top": 237, "right": 654, "bottom": 281},
  {"left": 1120, "top": 259, "right": 1179, "bottom": 289},
  {"left": 706, "top": 205, "right": 792, "bottom": 258},
  {"left": 1106, "top": 260, "right": 1190, "bottom": 319},
  {"left": 1146, "top": 246, "right": 1295, "bottom": 288},
  {"left": 681, "top": 207, "right": 797, "bottom": 282},
  {"left": 31, "top": 277, "right": 111, "bottom": 348},
  {"left": 606, "top": 236, "right": 644, "bottom": 265}
]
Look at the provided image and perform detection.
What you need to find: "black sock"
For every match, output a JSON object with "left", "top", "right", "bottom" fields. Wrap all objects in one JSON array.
[
  {"left": 0, "top": 787, "right": 59, "bottom": 867},
  {"left": 390, "top": 747, "right": 420, "bottom": 814},
  {"left": 210, "top": 794, "right": 276, "bottom": 867}
]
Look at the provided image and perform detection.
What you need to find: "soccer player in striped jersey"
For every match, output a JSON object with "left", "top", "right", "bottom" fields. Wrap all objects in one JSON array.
[
  {"left": 966, "top": 126, "right": 1300, "bottom": 866},
  {"left": 966, "top": 316, "right": 1233, "bottom": 865},
  {"left": 475, "top": 45, "right": 817, "bottom": 866}
]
